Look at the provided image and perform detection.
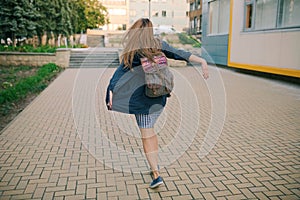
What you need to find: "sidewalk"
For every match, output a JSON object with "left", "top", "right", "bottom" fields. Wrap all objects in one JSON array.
[{"left": 0, "top": 66, "right": 299, "bottom": 199}]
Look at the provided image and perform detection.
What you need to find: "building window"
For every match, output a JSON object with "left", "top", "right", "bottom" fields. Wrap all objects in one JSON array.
[
  {"left": 208, "top": 0, "right": 230, "bottom": 35},
  {"left": 255, "top": 0, "right": 278, "bottom": 29},
  {"left": 199, "top": 15, "right": 202, "bottom": 32},
  {"left": 244, "top": 0, "right": 300, "bottom": 31},
  {"left": 280, "top": 0, "right": 300, "bottom": 28},
  {"left": 152, "top": 11, "right": 159, "bottom": 17},
  {"left": 193, "top": 17, "right": 197, "bottom": 29},
  {"left": 190, "top": 2, "right": 195, "bottom": 11},
  {"left": 245, "top": 2, "right": 253, "bottom": 29},
  {"left": 162, "top": 10, "right": 167, "bottom": 17},
  {"left": 196, "top": 0, "right": 201, "bottom": 9}
]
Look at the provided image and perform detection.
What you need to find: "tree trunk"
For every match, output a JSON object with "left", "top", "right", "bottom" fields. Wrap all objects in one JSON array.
[
  {"left": 11, "top": 33, "right": 17, "bottom": 47},
  {"left": 37, "top": 34, "right": 42, "bottom": 46},
  {"left": 46, "top": 31, "right": 51, "bottom": 46},
  {"left": 54, "top": 34, "right": 59, "bottom": 47}
]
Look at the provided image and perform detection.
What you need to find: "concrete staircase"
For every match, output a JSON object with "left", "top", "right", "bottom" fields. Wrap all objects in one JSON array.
[{"left": 69, "top": 48, "right": 120, "bottom": 68}]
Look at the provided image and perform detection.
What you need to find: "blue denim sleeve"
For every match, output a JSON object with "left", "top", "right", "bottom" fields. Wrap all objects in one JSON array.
[
  {"left": 105, "top": 63, "right": 126, "bottom": 107},
  {"left": 107, "top": 63, "right": 127, "bottom": 92},
  {"left": 161, "top": 40, "right": 192, "bottom": 62}
]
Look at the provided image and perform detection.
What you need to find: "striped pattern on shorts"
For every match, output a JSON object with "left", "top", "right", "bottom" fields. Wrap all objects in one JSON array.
[{"left": 135, "top": 111, "right": 162, "bottom": 129}]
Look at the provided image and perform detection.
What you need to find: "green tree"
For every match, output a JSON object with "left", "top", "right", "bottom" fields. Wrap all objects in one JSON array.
[
  {"left": 0, "top": 0, "right": 109, "bottom": 46},
  {"left": 84, "top": 0, "right": 109, "bottom": 29},
  {"left": 32, "top": 0, "right": 53, "bottom": 46},
  {"left": 69, "top": 0, "right": 109, "bottom": 33},
  {"left": 52, "top": 0, "right": 73, "bottom": 46},
  {"left": 0, "top": 0, "right": 38, "bottom": 45},
  {"left": 69, "top": 0, "right": 86, "bottom": 34}
]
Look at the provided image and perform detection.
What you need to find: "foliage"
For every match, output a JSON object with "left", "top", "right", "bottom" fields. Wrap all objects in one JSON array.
[
  {"left": 0, "top": 0, "right": 109, "bottom": 46},
  {"left": 1, "top": 66, "right": 34, "bottom": 90},
  {"left": 0, "top": 43, "right": 90, "bottom": 52},
  {"left": 84, "top": 0, "right": 109, "bottom": 30},
  {"left": 0, "top": 0, "right": 38, "bottom": 43},
  {"left": 0, "top": 63, "right": 62, "bottom": 116},
  {"left": 69, "top": 0, "right": 109, "bottom": 33},
  {"left": 0, "top": 44, "right": 57, "bottom": 53},
  {"left": 178, "top": 33, "right": 201, "bottom": 48},
  {"left": 33, "top": 0, "right": 73, "bottom": 45},
  {"left": 60, "top": 44, "right": 89, "bottom": 48}
]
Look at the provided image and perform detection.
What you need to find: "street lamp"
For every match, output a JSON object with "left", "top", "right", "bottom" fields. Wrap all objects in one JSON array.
[{"left": 148, "top": 0, "right": 151, "bottom": 20}]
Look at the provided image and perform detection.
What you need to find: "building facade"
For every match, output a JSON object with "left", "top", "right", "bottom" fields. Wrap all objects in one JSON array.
[
  {"left": 129, "top": 0, "right": 189, "bottom": 31},
  {"left": 99, "top": 0, "right": 189, "bottom": 32},
  {"left": 98, "top": 0, "right": 129, "bottom": 31},
  {"left": 189, "top": 0, "right": 202, "bottom": 35},
  {"left": 201, "top": 0, "right": 230, "bottom": 65},
  {"left": 202, "top": 0, "right": 300, "bottom": 78}
]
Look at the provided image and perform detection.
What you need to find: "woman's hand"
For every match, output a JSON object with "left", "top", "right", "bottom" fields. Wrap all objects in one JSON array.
[
  {"left": 200, "top": 58, "right": 209, "bottom": 79},
  {"left": 189, "top": 55, "right": 209, "bottom": 79},
  {"left": 108, "top": 90, "right": 113, "bottom": 110}
]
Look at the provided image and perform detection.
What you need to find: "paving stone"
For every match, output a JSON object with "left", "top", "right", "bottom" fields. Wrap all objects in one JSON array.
[{"left": 0, "top": 66, "right": 299, "bottom": 199}]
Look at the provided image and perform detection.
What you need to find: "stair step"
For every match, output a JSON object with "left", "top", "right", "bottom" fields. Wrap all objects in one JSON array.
[
  {"left": 69, "top": 48, "right": 120, "bottom": 68},
  {"left": 70, "top": 53, "right": 118, "bottom": 55},
  {"left": 70, "top": 62, "right": 119, "bottom": 65},
  {"left": 70, "top": 57, "right": 118, "bottom": 59},
  {"left": 69, "top": 57, "right": 119, "bottom": 60},
  {"left": 69, "top": 65, "right": 118, "bottom": 68}
]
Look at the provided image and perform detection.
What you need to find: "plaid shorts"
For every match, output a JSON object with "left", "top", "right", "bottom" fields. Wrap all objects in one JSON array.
[{"left": 135, "top": 111, "right": 162, "bottom": 129}]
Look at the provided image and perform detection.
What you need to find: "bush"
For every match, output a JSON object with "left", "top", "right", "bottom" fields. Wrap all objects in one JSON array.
[
  {"left": 63, "top": 44, "right": 89, "bottom": 48},
  {"left": 177, "top": 33, "right": 201, "bottom": 48},
  {"left": 0, "top": 44, "right": 90, "bottom": 53},
  {"left": 0, "top": 44, "right": 57, "bottom": 53}
]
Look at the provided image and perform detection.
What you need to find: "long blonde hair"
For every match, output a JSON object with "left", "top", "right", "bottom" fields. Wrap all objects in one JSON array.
[{"left": 121, "top": 18, "right": 162, "bottom": 69}]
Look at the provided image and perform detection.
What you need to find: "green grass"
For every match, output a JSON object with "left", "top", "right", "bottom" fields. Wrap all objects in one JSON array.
[
  {"left": 0, "top": 63, "right": 62, "bottom": 116},
  {"left": 1, "top": 66, "right": 36, "bottom": 87}
]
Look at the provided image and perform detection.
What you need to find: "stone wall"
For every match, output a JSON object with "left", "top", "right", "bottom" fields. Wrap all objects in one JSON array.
[
  {"left": 86, "top": 35, "right": 104, "bottom": 47},
  {"left": 0, "top": 49, "right": 70, "bottom": 68},
  {"left": 55, "top": 49, "right": 70, "bottom": 68},
  {"left": 168, "top": 59, "right": 187, "bottom": 67}
]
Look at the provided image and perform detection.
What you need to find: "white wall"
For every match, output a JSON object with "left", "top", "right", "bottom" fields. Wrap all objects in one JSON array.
[{"left": 230, "top": 1, "right": 300, "bottom": 70}]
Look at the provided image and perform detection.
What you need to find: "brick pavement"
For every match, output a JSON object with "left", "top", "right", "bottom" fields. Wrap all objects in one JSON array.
[{"left": 0, "top": 66, "right": 299, "bottom": 199}]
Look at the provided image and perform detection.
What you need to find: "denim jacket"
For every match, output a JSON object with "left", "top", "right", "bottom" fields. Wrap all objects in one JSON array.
[{"left": 105, "top": 40, "right": 192, "bottom": 114}]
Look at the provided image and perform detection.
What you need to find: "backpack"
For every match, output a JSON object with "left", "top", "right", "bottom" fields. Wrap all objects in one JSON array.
[{"left": 140, "top": 53, "right": 174, "bottom": 98}]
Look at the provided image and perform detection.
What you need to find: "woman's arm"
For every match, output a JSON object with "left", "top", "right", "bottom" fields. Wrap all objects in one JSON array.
[
  {"left": 188, "top": 55, "right": 209, "bottom": 79},
  {"left": 161, "top": 41, "right": 192, "bottom": 61},
  {"left": 161, "top": 41, "right": 209, "bottom": 79},
  {"left": 106, "top": 63, "right": 126, "bottom": 110}
]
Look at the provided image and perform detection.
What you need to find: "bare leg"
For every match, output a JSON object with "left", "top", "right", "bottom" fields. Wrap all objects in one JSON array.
[{"left": 139, "top": 128, "right": 160, "bottom": 179}]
